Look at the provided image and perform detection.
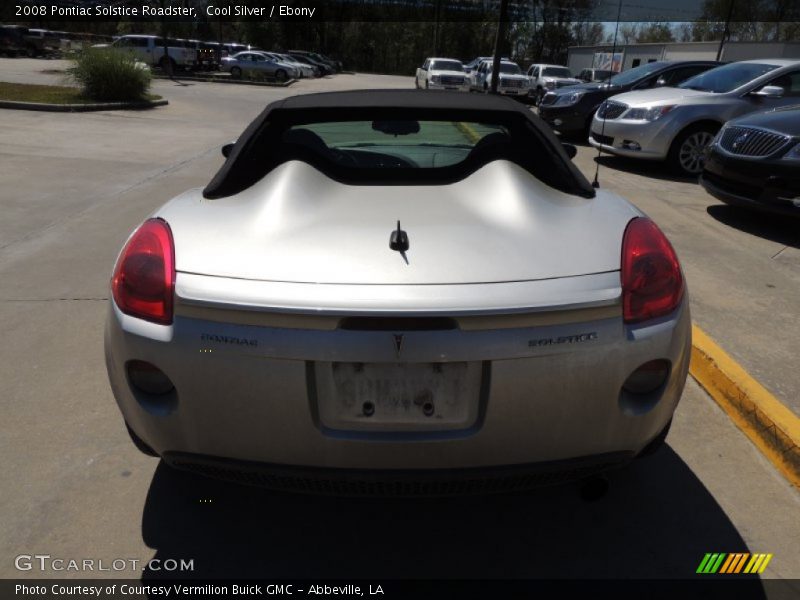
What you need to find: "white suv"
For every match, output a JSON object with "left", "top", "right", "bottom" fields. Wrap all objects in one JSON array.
[{"left": 101, "top": 35, "right": 197, "bottom": 70}]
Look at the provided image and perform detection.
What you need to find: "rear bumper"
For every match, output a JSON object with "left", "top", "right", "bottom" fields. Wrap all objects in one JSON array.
[
  {"left": 163, "top": 450, "right": 634, "bottom": 496},
  {"left": 105, "top": 277, "right": 691, "bottom": 473},
  {"left": 701, "top": 150, "right": 800, "bottom": 216}
]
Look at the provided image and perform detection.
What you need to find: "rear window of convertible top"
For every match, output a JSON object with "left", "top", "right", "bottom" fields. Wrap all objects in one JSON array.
[{"left": 283, "top": 120, "right": 509, "bottom": 169}]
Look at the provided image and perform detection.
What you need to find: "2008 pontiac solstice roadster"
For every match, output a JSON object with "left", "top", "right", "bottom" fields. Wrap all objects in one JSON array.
[{"left": 104, "top": 90, "right": 690, "bottom": 494}]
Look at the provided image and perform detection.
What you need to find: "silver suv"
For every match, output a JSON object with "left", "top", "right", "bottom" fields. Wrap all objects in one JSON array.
[{"left": 589, "top": 59, "right": 800, "bottom": 175}]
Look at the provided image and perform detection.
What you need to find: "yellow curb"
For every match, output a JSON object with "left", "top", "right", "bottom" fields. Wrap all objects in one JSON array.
[
  {"left": 690, "top": 324, "right": 800, "bottom": 488},
  {"left": 454, "top": 121, "right": 482, "bottom": 144}
]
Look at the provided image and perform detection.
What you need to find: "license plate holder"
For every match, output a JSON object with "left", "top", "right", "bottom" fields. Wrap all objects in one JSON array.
[{"left": 314, "top": 362, "right": 482, "bottom": 432}]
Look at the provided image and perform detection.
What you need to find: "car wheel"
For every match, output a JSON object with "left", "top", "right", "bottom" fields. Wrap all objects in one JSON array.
[
  {"left": 669, "top": 125, "right": 718, "bottom": 176},
  {"left": 424, "top": 80, "right": 429, "bottom": 89},
  {"left": 230, "top": 66, "right": 242, "bottom": 79},
  {"left": 414, "top": 78, "right": 419, "bottom": 89},
  {"left": 125, "top": 422, "right": 159, "bottom": 457},
  {"left": 275, "top": 69, "right": 288, "bottom": 82}
]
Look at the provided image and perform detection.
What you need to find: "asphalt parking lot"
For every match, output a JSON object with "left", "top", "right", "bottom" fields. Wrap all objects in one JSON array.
[{"left": 1, "top": 59, "right": 799, "bottom": 587}]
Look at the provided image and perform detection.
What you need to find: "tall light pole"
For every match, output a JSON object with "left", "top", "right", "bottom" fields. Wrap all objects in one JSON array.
[
  {"left": 490, "top": 0, "right": 510, "bottom": 93},
  {"left": 716, "top": 0, "right": 735, "bottom": 61}
]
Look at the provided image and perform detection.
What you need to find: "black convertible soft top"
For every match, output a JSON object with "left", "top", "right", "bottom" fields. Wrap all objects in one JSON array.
[{"left": 203, "top": 89, "right": 595, "bottom": 199}]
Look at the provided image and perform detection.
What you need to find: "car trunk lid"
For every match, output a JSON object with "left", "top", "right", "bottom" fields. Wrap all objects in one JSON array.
[{"left": 161, "top": 160, "right": 637, "bottom": 286}]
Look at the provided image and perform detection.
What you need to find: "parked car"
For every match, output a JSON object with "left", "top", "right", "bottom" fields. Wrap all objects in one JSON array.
[
  {"left": 471, "top": 60, "right": 529, "bottom": 96},
  {"left": 24, "top": 29, "right": 61, "bottom": 56},
  {"left": 223, "top": 43, "right": 250, "bottom": 57},
  {"left": 539, "top": 61, "right": 720, "bottom": 138},
  {"left": 256, "top": 52, "right": 315, "bottom": 78},
  {"left": 415, "top": 57, "right": 468, "bottom": 90},
  {"left": 700, "top": 104, "right": 800, "bottom": 216},
  {"left": 287, "top": 51, "right": 333, "bottom": 75},
  {"left": 98, "top": 35, "right": 197, "bottom": 71},
  {"left": 0, "top": 25, "right": 27, "bottom": 57},
  {"left": 527, "top": 64, "right": 581, "bottom": 104},
  {"left": 589, "top": 59, "right": 800, "bottom": 175},
  {"left": 105, "top": 90, "right": 689, "bottom": 494},
  {"left": 185, "top": 40, "right": 219, "bottom": 71},
  {"left": 284, "top": 53, "right": 323, "bottom": 77},
  {"left": 289, "top": 50, "right": 339, "bottom": 73},
  {"left": 463, "top": 56, "right": 491, "bottom": 73},
  {"left": 577, "top": 68, "right": 615, "bottom": 83},
  {"left": 221, "top": 51, "right": 297, "bottom": 81}
]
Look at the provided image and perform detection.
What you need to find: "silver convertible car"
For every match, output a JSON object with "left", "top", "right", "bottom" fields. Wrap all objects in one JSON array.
[{"left": 105, "top": 91, "right": 690, "bottom": 495}]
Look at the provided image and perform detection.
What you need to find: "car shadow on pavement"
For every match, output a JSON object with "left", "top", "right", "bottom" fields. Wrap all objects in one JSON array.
[
  {"left": 592, "top": 155, "right": 697, "bottom": 184},
  {"left": 138, "top": 446, "right": 763, "bottom": 590},
  {"left": 706, "top": 205, "right": 800, "bottom": 250}
]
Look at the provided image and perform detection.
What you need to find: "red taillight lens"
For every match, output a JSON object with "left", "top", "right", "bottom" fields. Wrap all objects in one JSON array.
[
  {"left": 112, "top": 218, "right": 175, "bottom": 325},
  {"left": 621, "top": 217, "right": 684, "bottom": 324}
]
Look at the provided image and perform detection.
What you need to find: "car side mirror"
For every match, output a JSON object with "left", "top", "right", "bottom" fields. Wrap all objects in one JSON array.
[
  {"left": 751, "top": 85, "right": 784, "bottom": 98},
  {"left": 562, "top": 143, "right": 577, "bottom": 160},
  {"left": 221, "top": 142, "right": 235, "bottom": 158}
]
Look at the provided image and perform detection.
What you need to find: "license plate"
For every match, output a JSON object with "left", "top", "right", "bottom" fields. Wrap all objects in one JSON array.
[{"left": 314, "top": 362, "right": 482, "bottom": 432}]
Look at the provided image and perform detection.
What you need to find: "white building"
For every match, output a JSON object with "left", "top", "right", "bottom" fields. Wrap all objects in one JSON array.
[{"left": 567, "top": 41, "right": 800, "bottom": 73}]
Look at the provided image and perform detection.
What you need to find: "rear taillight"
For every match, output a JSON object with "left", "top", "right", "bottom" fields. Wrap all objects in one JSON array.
[
  {"left": 112, "top": 218, "right": 175, "bottom": 325},
  {"left": 621, "top": 217, "right": 684, "bottom": 324}
]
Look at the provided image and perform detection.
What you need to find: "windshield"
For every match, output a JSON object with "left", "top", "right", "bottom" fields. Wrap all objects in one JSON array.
[
  {"left": 678, "top": 62, "right": 781, "bottom": 93},
  {"left": 431, "top": 60, "right": 464, "bottom": 72},
  {"left": 543, "top": 67, "right": 572, "bottom": 78},
  {"left": 286, "top": 121, "right": 507, "bottom": 169},
  {"left": 497, "top": 63, "right": 522, "bottom": 74},
  {"left": 607, "top": 62, "right": 666, "bottom": 86}
]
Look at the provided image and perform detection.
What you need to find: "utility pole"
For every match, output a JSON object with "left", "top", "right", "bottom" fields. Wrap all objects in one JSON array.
[
  {"left": 433, "top": 0, "right": 441, "bottom": 56},
  {"left": 716, "top": 0, "right": 735, "bottom": 61},
  {"left": 490, "top": 0, "right": 509, "bottom": 93}
]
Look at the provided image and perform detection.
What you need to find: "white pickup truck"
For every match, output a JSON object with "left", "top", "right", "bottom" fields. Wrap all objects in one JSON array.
[
  {"left": 470, "top": 60, "right": 530, "bottom": 96},
  {"left": 415, "top": 57, "right": 468, "bottom": 91},
  {"left": 99, "top": 35, "right": 197, "bottom": 71},
  {"left": 527, "top": 64, "right": 581, "bottom": 105}
]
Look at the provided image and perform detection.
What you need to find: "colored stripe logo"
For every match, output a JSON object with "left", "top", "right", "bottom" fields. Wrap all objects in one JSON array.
[{"left": 697, "top": 553, "right": 773, "bottom": 574}]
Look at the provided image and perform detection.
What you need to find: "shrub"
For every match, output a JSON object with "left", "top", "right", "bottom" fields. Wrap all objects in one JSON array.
[{"left": 67, "top": 48, "right": 151, "bottom": 102}]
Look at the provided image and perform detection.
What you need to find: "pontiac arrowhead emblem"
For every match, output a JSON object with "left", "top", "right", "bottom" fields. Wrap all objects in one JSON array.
[{"left": 393, "top": 334, "right": 404, "bottom": 359}]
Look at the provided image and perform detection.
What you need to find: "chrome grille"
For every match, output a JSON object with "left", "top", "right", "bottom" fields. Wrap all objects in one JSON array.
[
  {"left": 718, "top": 126, "right": 791, "bottom": 157},
  {"left": 440, "top": 75, "right": 464, "bottom": 86},
  {"left": 597, "top": 100, "right": 627, "bottom": 119},
  {"left": 501, "top": 78, "right": 524, "bottom": 88}
]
